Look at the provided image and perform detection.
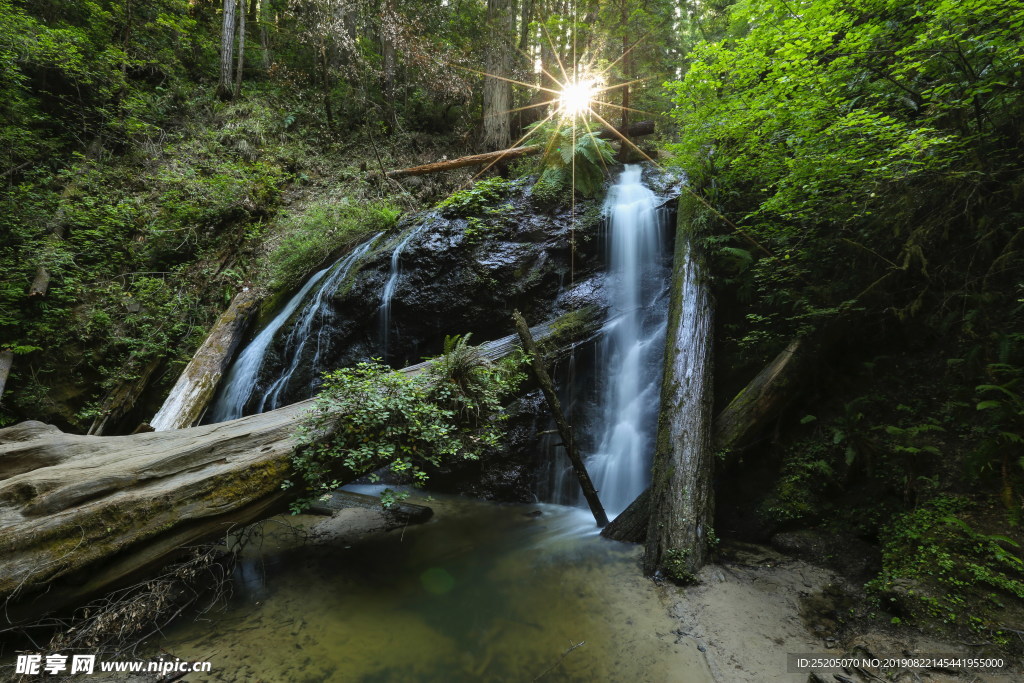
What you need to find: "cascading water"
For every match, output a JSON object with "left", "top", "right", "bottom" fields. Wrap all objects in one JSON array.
[
  {"left": 207, "top": 234, "right": 381, "bottom": 423},
  {"left": 378, "top": 224, "right": 424, "bottom": 362},
  {"left": 547, "top": 165, "right": 671, "bottom": 516}
]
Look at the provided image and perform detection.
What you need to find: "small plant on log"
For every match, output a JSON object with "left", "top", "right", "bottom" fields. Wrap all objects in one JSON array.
[
  {"left": 526, "top": 121, "right": 616, "bottom": 200},
  {"left": 287, "top": 336, "right": 525, "bottom": 511}
]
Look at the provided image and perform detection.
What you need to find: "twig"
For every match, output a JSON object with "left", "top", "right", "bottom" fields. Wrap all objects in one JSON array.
[{"left": 533, "top": 640, "right": 586, "bottom": 681}]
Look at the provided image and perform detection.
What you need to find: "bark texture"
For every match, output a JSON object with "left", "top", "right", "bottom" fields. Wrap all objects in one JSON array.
[
  {"left": 481, "top": 0, "right": 514, "bottom": 150},
  {"left": 642, "top": 236, "right": 715, "bottom": 579},
  {"left": 217, "top": 0, "right": 237, "bottom": 99}
]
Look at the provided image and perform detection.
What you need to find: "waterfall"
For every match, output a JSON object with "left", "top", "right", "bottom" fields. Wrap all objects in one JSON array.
[
  {"left": 548, "top": 165, "right": 671, "bottom": 516},
  {"left": 378, "top": 224, "right": 424, "bottom": 362},
  {"left": 207, "top": 234, "right": 381, "bottom": 423}
]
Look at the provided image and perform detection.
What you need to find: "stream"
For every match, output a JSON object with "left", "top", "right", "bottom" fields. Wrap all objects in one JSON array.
[{"left": 157, "top": 490, "right": 712, "bottom": 682}]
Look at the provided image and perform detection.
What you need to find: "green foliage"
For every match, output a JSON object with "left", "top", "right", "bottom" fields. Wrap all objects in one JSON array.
[
  {"left": 868, "top": 496, "right": 1024, "bottom": 634},
  {"left": 526, "top": 121, "right": 616, "bottom": 199},
  {"left": 662, "top": 548, "right": 698, "bottom": 584},
  {"left": 287, "top": 337, "right": 525, "bottom": 512},
  {"left": 266, "top": 199, "right": 401, "bottom": 293},
  {"left": 669, "top": 0, "right": 1024, "bottom": 354},
  {"left": 761, "top": 439, "right": 836, "bottom": 523},
  {"left": 436, "top": 176, "right": 515, "bottom": 217}
]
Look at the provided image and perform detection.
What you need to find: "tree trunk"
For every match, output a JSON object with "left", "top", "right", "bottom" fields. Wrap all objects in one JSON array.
[
  {"left": 0, "top": 350, "right": 13, "bottom": 405},
  {"left": 233, "top": 0, "right": 246, "bottom": 98},
  {"left": 149, "top": 288, "right": 260, "bottom": 432},
  {"left": 0, "top": 318, "right": 582, "bottom": 618},
  {"left": 513, "top": 311, "right": 608, "bottom": 527},
  {"left": 482, "top": 0, "right": 514, "bottom": 151},
  {"left": 258, "top": 0, "right": 271, "bottom": 69},
  {"left": 642, "top": 235, "right": 715, "bottom": 580},
  {"left": 217, "top": 0, "right": 236, "bottom": 100}
]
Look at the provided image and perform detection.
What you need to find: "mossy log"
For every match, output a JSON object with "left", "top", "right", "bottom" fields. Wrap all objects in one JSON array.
[
  {"left": 149, "top": 288, "right": 260, "bottom": 431},
  {"left": 0, "top": 317, "right": 578, "bottom": 621},
  {"left": 711, "top": 337, "right": 804, "bottom": 452}
]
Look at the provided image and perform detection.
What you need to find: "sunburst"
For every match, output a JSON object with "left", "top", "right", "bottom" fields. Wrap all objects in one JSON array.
[{"left": 451, "top": 26, "right": 663, "bottom": 187}]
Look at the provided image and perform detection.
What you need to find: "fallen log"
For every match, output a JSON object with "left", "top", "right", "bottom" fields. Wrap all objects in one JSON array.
[
  {"left": 513, "top": 310, "right": 608, "bottom": 527},
  {"left": 0, "top": 317, "right": 580, "bottom": 620},
  {"left": 384, "top": 121, "right": 655, "bottom": 179},
  {"left": 711, "top": 337, "right": 803, "bottom": 452},
  {"left": 149, "top": 288, "right": 260, "bottom": 431}
]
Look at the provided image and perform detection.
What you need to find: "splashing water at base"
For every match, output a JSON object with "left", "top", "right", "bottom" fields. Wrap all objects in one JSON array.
[{"left": 155, "top": 494, "right": 712, "bottom": 682}]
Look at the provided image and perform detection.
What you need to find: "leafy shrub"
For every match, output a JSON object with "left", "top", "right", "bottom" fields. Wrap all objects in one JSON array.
[
  {"left": 868, "top": 496, "right": 1024, "bottom": 636},
  {"left": 287, "top": 336, "right": 525, "bottom": 511},
  {"left": 436, "top": 176, "right": 515, "bottom": 217}
]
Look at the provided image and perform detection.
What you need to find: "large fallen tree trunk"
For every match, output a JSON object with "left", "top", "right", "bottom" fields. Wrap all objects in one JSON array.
[
  {"left": 384, "top": 121, "right": 655, "bottom": 179},
  {"left": 0, "top": 317, "right": 578, "bottom": 621},
  {"left": 149, "top": 288, "right": 260, "bottom": 431}
]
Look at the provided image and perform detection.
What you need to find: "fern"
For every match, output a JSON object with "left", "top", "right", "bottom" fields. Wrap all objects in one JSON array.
[{"left": 526, "top": 121, "right": 616, "bottom": 198}]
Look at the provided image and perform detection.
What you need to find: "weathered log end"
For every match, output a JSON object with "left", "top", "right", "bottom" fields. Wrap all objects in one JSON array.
[{"left": 600, "top": 488, "right": 651, "bottom": 543}]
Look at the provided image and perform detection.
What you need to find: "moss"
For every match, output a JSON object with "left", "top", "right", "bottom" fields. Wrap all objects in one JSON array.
[
  {"left": 436, "top": 177, "right": 515, "bottom": 218},
  {"left": 662, "top": 547, "right": 698, "bottom": 584}
]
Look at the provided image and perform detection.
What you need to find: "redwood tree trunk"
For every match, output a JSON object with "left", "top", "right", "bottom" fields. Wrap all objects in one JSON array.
[
  {"left": 642, "top": 236, "right": 715, "bottom": 580},
  {"left": 482, "top": 0, "right": 514, "bottom": 151},
  {"left": 217, "top": 0, "right": 236, "bottom": 99}
]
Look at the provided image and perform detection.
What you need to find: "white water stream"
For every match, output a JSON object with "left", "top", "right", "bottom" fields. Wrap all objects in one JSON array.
[
  {"left": 549, "top": 165, "right": 670, "bottom": 516},
  {"left": 206, "top": 235, "right": 381, "bottom": 423},
  {"left": 378, "top": 223, "right": 425, "bottom": 362}
]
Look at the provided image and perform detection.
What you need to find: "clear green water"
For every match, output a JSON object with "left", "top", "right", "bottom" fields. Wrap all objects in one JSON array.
[{"left": 158, "top": 491, "right": 711, "bottom": 682}]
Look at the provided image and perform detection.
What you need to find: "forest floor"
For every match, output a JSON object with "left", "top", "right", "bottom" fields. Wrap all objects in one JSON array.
[{"left": 670, "top": 541, "right": 1020, "bottom": 682}]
